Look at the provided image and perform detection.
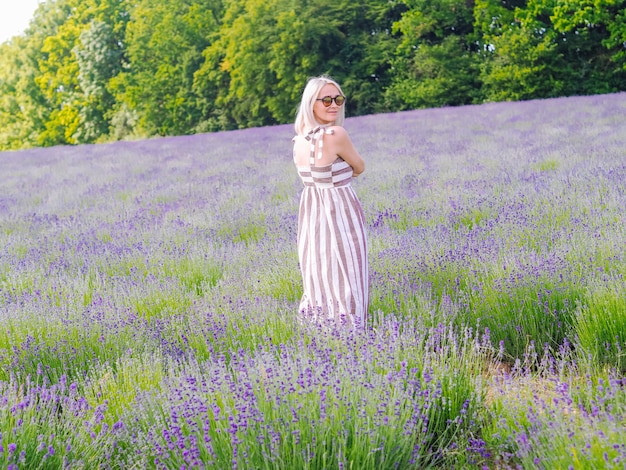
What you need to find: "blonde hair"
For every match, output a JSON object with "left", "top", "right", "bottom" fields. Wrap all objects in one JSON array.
[{"left": 294, "top": 76, "right": 346, "bottom": 136}]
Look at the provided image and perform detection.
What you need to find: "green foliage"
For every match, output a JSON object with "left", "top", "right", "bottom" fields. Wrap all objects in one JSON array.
[
  {"left": 117, "top": 0, "right": 221, "bottom": 136},
  {"left": 1, "top": 0, "right": 626, "bottom": 149},
  {"left": 165, "top": 257, "right": 223, "bottom": 295},
  {"left": 0, "top": 39, "right": 41, "bottom": 150},
  {"left": 479, "top": 23, "right": 565, "bottom": 102},
  {"left": 201, "top": 0, "right": 285, "bottom": 128},
  {"left": 0, "top": 6, "right": 61, "bottom": 150},
  {"left": 551, "top": 0, "right": 626, "bottom": 93},
  {"left": 322, "top": 0, "right": 406, "bottom": 116},
  {"left": 476, "top": 0, "right": 626, "bottom": 102},
  {"left": 386, "top": 0, "right": 482, "bottom": 108},
  {"left": 200, "top": 0, "right": 402, "bottom": 128},
  {"left": 460, "top": 279, "right": 580, "bottom": 360},
  {"left": 575, "top": 277, "right": 626, "bottom": 373},
  {"left": 0, "top": 375, "right": 121, "bottom": 468},
  {"left": 73, "top": 20, "right": 123, "bottom": 142},
  {"left": 483, "top": 370, "right": 626, "bottom": 469},
  {"left": 386, "top": 35, "right": 483, "bottom": 109},
  {"left": 34, "top": 0, "right": 86, "bottom": 146}
]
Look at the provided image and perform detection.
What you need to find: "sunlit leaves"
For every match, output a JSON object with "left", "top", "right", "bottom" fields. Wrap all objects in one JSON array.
[
  {"left": 1, "top": 0, "right": 625, "bottom": 149},
  {"left": 120, "top": 0, "right": 221, "bottom": 136},
  {"left": 387, "top": 0, "right": 481, "bottom": 108}
]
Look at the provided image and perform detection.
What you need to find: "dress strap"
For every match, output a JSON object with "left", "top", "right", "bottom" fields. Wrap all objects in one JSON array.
[{"left": 304, "top": 126, "right": 335, "bottom": 165}]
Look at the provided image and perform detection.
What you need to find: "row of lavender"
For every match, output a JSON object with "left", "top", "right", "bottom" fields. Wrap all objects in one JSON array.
[{"left": 1, "top": 93, "right": 625, "bottom": 467}]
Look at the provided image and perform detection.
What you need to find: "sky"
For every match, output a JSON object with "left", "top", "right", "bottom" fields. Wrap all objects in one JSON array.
[{"left": 0, "top": 0, "right": 42, "bottom": 44}]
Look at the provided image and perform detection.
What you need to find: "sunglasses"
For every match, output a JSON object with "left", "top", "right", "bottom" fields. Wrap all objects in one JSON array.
[{"left": 316, "top": 95, "right": 346, "bottom": 107}]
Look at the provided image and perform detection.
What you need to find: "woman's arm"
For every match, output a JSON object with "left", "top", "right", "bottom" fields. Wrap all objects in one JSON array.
[{"left": 330, "top": 126, "right": 365, "bottom": 176}]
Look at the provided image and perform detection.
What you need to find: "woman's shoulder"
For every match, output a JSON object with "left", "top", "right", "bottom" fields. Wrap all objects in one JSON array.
[{"left": 326, "top": 125, "right": 350, "bottom": 139}]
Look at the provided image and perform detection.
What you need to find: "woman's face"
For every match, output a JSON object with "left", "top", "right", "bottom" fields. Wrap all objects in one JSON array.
[{"left": 313, "top": 83, "right": 342, "bottom": 125}]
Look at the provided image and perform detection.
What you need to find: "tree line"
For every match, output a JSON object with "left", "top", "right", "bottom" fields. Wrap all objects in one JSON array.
[{"left": 1, "top": 0, "right": 625, "bottom": 150}]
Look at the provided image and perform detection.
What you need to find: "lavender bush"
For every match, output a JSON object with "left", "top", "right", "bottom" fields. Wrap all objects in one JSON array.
[
  {"left": 1, "top": 93, "right": 625, "bottom": 467},
  {"left": 483, "top": 358, "right": 626, "bottom": 468}
]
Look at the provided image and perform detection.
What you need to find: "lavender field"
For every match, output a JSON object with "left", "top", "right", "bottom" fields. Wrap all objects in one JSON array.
[{"left": 1, "top": 93, "right": 625, "bottom": 469}]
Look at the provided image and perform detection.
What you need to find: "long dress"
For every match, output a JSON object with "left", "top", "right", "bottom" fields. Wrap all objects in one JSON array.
[{"left": 294, "top": 126, "right": 369, "bottom": 327}]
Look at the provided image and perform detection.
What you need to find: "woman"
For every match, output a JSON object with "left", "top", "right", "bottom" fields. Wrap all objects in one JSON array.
[{"left": 293, "top": 76, "right": 368, "bottom": 328}]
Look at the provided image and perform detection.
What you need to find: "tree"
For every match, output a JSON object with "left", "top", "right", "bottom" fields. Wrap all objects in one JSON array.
[
  {"left": 34, "top": 0, "right": 86, "bottom": 146},
  {"left": 318, "top": 0, "right": 405, "bottom": 116},
  {"left": 73, "top": 20, "right": 124, "bottom": 142},
  {"left": 479, "top": 23, "right": 565, "bottom": 102},
  {"left": 0, "top": 38, "right": 42, "bottom": 150},
  {"left": 0, "top": 1, "right": 75, "bottom": 149},
  {"left": 114, "top": 0, "right": 221, "bottom": 137},
  {"left": 2, "top": 0, "right": 625, "bottom": 150},
  {"left": 551, "top": 0, "right": 626, "bottom": 93},
  {"left": 476, "top": 0, "right": 626, "bottom": 102},
  {"left": 197, "top": 0, "right": 403, "bottom": 129},
  {"left": 386, "top": 0, "right": 482, "bottom": 109},
  {"left": 70, "top": 0, "right": 132, "bottom": 143},
  {"left": 30, "top": 0, "right": 132, "bottom": 146}
]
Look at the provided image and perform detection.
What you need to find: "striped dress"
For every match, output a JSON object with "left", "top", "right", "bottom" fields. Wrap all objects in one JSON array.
[{"left": 294, "top": 126, "right": 368, "bottom": 327}]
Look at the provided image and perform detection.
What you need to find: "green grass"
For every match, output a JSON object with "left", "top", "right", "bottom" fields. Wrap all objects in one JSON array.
[{"left": 575, "top": 276, "right": 626, "bottom": 373}]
